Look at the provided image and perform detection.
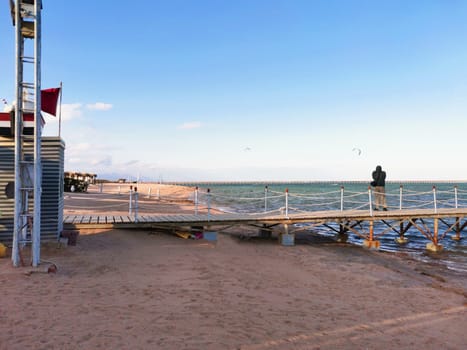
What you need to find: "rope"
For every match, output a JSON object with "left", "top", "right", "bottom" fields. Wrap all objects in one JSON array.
[{"left": 76, "top": 185, "right": 466, "bottom": 216}]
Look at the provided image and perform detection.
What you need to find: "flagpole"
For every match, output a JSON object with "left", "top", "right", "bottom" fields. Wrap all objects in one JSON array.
[{"left": 58, "top": 81, "right": 63, "bottom": 138}]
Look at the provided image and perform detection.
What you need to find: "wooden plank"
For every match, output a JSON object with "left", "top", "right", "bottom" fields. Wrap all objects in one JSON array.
[{"left": 121, "top": 216, "right": 132, "bottom": 223}]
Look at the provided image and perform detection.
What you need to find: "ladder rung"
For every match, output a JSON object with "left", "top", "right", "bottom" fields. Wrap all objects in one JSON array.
[
  {"left": 20, "top": 187, "right": 34, "bottom": 191},
  {"left": 20, "top": 82, "right": 34, "bottom": 88}
]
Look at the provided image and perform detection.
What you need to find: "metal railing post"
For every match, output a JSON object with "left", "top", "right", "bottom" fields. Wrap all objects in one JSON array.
[
  {"left": 454, "top": 185, "right": 458, "bottom": 209},
  {"left": 264, "top": 185, "right": 268, "bottom": 212},
  {"left": 399, "top": 185, "right": 403, "bottom": 210},
  {"left": 368, "top": 186, "right": 373, "bottom": 216},
  {"left": 340, "top": 186, "right": 344, "bottom": 211},
  {"left": 207, "top": 188, "right": 211, "bottom": 221},
  {"left": 195, "top": 186, "right": 199, "bottom": 215},
  {"left": 129, "top": 186, "right": 133, "bottom": 215},
  {"left": 134, "top": 188, "right": 139, "bottom": 222},
  {"left": 433, "top": 186, "right": 437, "bottom": 213}
]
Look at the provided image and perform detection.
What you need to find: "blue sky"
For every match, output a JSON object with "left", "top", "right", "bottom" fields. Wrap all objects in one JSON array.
[{"left": 2, "top": 0, "right": 467, "bottom": 181}]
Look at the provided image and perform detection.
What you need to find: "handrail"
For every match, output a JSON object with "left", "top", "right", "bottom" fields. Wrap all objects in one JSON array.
[{"left": 67, "top": 185, "right": 467, "bottom": 219}]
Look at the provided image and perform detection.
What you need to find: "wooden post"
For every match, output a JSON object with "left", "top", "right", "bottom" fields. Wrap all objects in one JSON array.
[
  {"left": 452, "top": 218, "right": 461, "bottom": 241},
  {"left": 395, "top": 221, "right": 408, "bottom": 244},
  {"left": 427, "top": 218, "right": 443, "bottom": 252},
  {"left": 363, "top": 220, "right": 380, "bottom": 249},
  {"left": 337, "top": 222, "right": 348, "bottom": 242}
]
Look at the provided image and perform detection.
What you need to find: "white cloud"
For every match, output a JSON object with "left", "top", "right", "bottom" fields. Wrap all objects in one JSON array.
[
  {"left": 178, "top": 121, "right": 201, "bottom": 129},
  {"left": 91, "top": 155, "right": 113, "bottom": 167},
  {"left": 86, "top": 102, "right": 113, "bottom": 111},
  {"left": 61, "top": 103, "right": 83, "bottom": 121}
]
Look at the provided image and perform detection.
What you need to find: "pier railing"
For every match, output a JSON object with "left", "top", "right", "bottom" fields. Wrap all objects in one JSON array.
[
  {"left": 65, "top": 185, "right": 467, "bottom": 220},
  {"left": 192, "top": 185, "right": 467, "bottom": 217}
]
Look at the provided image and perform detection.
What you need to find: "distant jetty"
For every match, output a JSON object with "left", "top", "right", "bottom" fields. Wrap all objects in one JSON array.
[{"left": 164, "top": 180, "right": 467, "bottom": 186}]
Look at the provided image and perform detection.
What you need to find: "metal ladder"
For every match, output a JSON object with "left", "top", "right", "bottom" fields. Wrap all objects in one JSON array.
[{"left": 11, "top": 0, "right": 42, "bottom": 267}]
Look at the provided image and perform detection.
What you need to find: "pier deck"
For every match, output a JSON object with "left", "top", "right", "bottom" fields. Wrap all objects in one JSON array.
[
  {"left": 64, "top": 208, "right": 467, "bottom": 229},
  {"left": 63, "top": 208, "right": 467, "bottom": 251}
]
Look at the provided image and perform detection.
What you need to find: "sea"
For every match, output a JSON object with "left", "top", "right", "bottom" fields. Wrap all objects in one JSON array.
[{"left": 184, "top": 181, "right": 467, "bottom": 273}]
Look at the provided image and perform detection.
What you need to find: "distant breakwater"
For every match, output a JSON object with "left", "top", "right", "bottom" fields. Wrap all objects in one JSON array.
[{"left": 164, "top": 180, "right": 467, "bottom": 186}]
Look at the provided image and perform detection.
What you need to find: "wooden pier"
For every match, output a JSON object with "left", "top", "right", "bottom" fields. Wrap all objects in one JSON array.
[{"left": 64, "top": 207, "right": 467, "bottom": 251}]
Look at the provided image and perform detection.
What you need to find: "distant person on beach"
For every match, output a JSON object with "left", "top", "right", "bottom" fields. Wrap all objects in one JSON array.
[{"left": 371, "top": 165, "right": 387, "bottom": 211}]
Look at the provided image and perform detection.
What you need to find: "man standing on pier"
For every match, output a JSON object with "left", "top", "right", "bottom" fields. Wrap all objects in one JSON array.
[{"left": 371, "top": 165, "right": 387, "bottom": 211}]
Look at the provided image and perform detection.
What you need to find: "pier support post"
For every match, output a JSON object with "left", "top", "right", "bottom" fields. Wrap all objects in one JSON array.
[
  {"left": 259, "top": 224, "right": 272, "bottom": 238},
  {"left": 426, "top": 218, "right": 443, "bottom": 252},
  {"left": 363, "top": 221, "right": 380, "bottom": 249},
  {"left": 451, "top": 218, "right": 461, "bottom": 241},
  {"left": 279, "top": 224, "right": 295, "bottom": 246},
  {"left": 336, "top": 224, "right": 348, "bottom": 243},
  {"left": 395, "top": 222, "right": 408, "bottom": 244}
]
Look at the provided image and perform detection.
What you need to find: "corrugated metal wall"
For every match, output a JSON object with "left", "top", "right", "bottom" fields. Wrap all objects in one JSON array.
[{"left": 0, "top": 136, "right": 65, "bottom": 243}]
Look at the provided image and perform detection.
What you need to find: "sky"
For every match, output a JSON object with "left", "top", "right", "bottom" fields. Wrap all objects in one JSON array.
[{"left": 1, "top": 0, "right": 467, "bottom": 182}]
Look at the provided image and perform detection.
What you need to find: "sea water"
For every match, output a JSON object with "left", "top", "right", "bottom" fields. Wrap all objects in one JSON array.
[{"left": 190, "top": 182, "right": 467, "bottom": 273}]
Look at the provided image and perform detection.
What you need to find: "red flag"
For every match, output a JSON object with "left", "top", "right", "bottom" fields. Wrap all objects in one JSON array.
[{"left": 41, "top": 88, "right": 61, "bottom": 116}]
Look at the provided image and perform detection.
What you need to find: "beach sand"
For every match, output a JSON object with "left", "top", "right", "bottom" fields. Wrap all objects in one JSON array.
[{"left": 0, "top": 184, "right": 466, "bottom": 349}]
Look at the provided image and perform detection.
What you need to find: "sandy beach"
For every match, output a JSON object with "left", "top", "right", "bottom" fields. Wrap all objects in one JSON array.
[{"left": 1, "top": 184, "right": 466, "bottom": 349}]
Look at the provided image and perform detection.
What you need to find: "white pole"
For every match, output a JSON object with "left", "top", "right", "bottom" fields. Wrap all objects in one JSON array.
[
  {"left": 207, "top": 188, "right": 211, "bottom": 221},
  {"left": 134, "top": 188, "right": 138, "bottom": 222},
  {"left": 368, "top": 187, "right": 373, "bottom": 216},
  {"left": 118, "top": 185, "right": 121, "bottom": 195},
  {"left": 147, "top": 187, "right": 151, "bottom": 199},
  {"left": 285, "top": 188, "right": 289, "bottom": 217},
  {"left": 58, "top": 81, "right": 63, "bottom": 138},
  {"left": 340, "top": 186, "right": 344, "bottom": 211},
  {"left": 433, "top": 186, "right": 437, "bottom": 213},
  {"left": 32, "top": 0, "right": 42, "bottom": 267},
  {"left": 129, "top": 186, "right": 133, "bottom": 215},
  {"left": 264, "top": 185, "right": 268, "bottom": 212},
  {"left": 454, "top": 185, "right": 458, "bottom": 209},
  {"left": 195, "top": 187, "right": 199, "bottom": 215},
  {"left": 399, "top": 185, "right": 403, "bottom": 210}
]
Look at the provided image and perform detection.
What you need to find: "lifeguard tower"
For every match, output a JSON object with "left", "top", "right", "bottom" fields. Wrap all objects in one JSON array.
[{"left": 0, "top": 0, "right": 64, "bottom": 267}]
